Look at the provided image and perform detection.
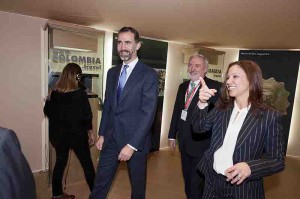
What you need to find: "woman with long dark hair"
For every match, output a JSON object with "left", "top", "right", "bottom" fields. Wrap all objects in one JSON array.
[
  {"left": 193, "top": 60, "right": 285, "bottom": 199},
  {"left": 44, "top": 63, "right": 95, "bottom": 199}
]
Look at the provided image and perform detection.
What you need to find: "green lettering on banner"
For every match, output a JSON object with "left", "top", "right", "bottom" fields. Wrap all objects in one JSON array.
[
  {"left": 87, "top": 57, "right": 92, "bottom": 64},
  {"left": 79, "top": 56, "right": 86, "bottom": 63},
  {"left": 49, "top": 49, "right": 102, "bottom": 73},
  {"left": 71, "top": 56, "right": 78, "bottom": 63},
  {"left": 59, "top": 55, "right": 65, "bottom": 63},
  {"left": 96, "top": 58, "right": 101, "bottom": 64},
  {"left": 52, "top": 53, "right": 58, "bottom": 63}
]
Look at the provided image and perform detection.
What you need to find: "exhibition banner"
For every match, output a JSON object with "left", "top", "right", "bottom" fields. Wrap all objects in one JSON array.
[{"left": 239, "top": 50, "right": 300, "bottom": 153}]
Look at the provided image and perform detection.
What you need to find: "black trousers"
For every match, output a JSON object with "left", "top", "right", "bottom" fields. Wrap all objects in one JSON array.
[
  {"left": 52, "top": 134, "right": 95, "bottom": 197},
  {"left": 89, "top": 137, "right": 148, "bottom": 199},
  {"left": 180, "top": 148, "right": 205, "bottom": 199}
]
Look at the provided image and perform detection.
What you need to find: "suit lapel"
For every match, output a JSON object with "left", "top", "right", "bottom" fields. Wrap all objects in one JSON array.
[
  {"left": 113, "top": 65, "right": 122, "bottom": 110},
  {"left": 185, "top": 82, "right": 196, "bottom": 112},
  {"left": 235, "top": 109, "right": 259, "bottom": 150},
  {"left": 217, "top": 108, "right": 233, "bottom": 149}
]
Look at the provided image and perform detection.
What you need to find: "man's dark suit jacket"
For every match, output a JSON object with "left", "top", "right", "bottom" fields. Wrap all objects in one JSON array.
[
  {"left": 99, "top": 61, "right": 158, "bottom": 152},
  {"left": 168, "top": 77, "right": 221, "bottom": 157},
  {"left": 0, "top": 127, "right": 36, "bottom": 199},
  {"left": 193, "top": 106, "right": 285, "bottom": 198}
]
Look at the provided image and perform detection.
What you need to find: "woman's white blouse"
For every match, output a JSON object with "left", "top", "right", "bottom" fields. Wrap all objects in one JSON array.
[{"left": 213, "top": 102, "right": 251, "bottom": 175}]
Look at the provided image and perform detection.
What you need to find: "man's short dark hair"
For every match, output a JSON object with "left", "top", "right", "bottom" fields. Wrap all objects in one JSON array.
[{"left": 118, "top": 27, "right": 140, "bottom": 43}]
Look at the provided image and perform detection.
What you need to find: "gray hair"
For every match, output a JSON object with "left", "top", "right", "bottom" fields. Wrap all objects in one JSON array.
[{"left": 189, "top": 53, "right": 209, "bottom": 69}]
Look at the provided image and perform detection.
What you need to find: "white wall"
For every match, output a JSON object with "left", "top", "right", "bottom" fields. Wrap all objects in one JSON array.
[
  {"left": 287, "top": 62, "right": 300, "bottom": 156},
  {"left": 0, "top": 11, "right": 47, "bottom": 171},
  {"left": 160, "top": 42, "right": 192, "bottom": 149},
  {"left": 216, "top": 48, "right": 240, "bottom": 73}
]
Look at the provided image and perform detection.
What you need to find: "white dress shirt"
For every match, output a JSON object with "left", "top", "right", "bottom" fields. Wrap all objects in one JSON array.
[
  {"left": 120, "top": 58, "right": 139, "bottom": 151},
  {"left": 120, "top": 57, "right": 139, "bottom": 83},
  {"left": 213, "top": 102, "right": 250, "bottom": 175}
]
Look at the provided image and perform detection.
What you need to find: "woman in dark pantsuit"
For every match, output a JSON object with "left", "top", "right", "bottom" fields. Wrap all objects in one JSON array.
[{"left": 193, "top": 60, "right": 285, "bottom": 199}]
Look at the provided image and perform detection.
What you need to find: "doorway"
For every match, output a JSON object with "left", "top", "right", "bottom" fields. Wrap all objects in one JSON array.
[{"left": 46, "top": 21, "right": 104, "bottom": 186}]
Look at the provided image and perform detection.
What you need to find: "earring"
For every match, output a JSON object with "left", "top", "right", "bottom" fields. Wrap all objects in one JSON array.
[{"left": 76, "top": 74, "right": 81, "bottom": 81}]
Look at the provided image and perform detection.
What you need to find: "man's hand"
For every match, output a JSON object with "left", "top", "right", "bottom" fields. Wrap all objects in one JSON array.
[
  {"left": 169, "top": 139, "right": 176, "bottom": 151},
  {"left": 95, "top": 136, "right": 104, "bottom": 150},
  {"left": 118, "top": 145, "right": 135, "bottom": 161}
]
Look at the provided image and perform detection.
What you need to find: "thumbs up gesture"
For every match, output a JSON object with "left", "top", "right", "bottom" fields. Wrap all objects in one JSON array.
[{"left": 199, "top": 77, "right": 217, "bottom": 104}]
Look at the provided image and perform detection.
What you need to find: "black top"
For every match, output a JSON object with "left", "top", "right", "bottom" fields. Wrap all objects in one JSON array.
[{"left": 44, "top": 89, "right": 93, "bottom": 145}]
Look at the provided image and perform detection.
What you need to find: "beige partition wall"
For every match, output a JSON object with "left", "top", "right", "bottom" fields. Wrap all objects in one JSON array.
[
  {"left": 287, "top": 63, "right": 300, "bottom": 157},
  {"left": 160, "top": 42, "right": 193, "bottom": 149},
  {"left": 0, "top": 11, "right": 47, "bottom": 171}
]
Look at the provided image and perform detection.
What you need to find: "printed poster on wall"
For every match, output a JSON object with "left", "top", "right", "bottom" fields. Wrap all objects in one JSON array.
[{"left": 239, "top": 50, "right": 300, "bottom": 153}]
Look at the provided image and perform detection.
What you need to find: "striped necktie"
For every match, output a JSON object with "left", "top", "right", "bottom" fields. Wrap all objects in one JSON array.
[{"left": 187, "top": 82, "right": 196, "bottom": 100}]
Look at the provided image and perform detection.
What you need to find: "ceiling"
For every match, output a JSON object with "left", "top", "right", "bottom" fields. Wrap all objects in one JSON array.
[{"left": 1, "top": 0, "right": 299, "bottom": 49}]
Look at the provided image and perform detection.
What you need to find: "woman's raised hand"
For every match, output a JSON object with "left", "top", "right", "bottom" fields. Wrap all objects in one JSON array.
[{"left": 198, "top": 77, "right": 217, "bottom": 103}]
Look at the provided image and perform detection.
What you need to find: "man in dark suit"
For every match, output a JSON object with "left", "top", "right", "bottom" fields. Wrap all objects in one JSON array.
[
  {"left": 0, "top": 127, "right": 36, "bottom": 199},
  {"left": 89, "top": 27, "right": 158, "bottom": 199},
  {"left": 168, "top": 54, "right": 221, "bottom": 199}
]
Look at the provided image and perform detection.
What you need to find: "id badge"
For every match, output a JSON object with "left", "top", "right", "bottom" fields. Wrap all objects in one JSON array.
[{"left": 181, "top": 110, "right": 188, "bottom": 121}]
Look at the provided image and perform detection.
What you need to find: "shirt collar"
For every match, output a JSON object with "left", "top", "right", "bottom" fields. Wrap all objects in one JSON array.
[
  {"left": 233, "top": 101, "right": 251, "bottom": 113},
  {"left": 122, "top": 57, "right": 139, "bottom": 69},
  {"left": 190, "top": 79, "right": 200, "bottom": 86}
]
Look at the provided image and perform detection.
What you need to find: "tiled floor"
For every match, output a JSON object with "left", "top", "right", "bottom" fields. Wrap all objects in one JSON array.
[{"left": 36, "top": 150, "right": 300, "bottom": 199}]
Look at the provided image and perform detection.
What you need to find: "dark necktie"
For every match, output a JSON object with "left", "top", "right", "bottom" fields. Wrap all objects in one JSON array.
[{"left": 117, "top": 65, "right": 129, "bottom": 102}]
